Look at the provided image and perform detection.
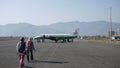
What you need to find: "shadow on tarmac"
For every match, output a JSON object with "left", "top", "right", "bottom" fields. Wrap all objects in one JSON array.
[
  {"left": 23, "top": 66, "right": 35, "bottom": 68},
  {"left": 31, "top": 60, "right": 69, "bottom": 64}
]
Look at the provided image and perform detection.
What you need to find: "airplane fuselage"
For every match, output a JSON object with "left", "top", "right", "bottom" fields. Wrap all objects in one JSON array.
[{"left": 34, "top": 34, "right": 77, "bottom": 43}]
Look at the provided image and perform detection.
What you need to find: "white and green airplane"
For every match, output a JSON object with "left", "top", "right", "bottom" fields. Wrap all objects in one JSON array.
[{"left": 34, "top": 29, "right": 79, "bottom": 43}]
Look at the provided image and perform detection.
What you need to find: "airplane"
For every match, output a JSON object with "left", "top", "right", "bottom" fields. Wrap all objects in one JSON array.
[{"left": 33, "top": 29, "right": 79, "bottom": 43}]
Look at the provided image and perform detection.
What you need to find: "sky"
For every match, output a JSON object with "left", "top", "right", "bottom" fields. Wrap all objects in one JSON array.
[{"left": 0, "top": 0, "right": 120, "bottom": 25}]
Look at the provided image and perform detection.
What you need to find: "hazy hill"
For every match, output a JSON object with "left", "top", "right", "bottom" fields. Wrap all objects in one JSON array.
[
  {"left": 0, "top": 23, "right": 61, "bottom": 37},
  {"left": 49, "top": 21, "right": 120, "bottom": 36},
  {"left": 0, "top": 21, "right": 120, "bottom": 37}
]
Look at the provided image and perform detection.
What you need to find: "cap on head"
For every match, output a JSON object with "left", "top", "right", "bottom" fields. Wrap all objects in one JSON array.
[
  {"left": 28, "top": 37, "right": 33, "bottom": 41},
  {"left": 20, "top": 37, "right": 24, "bottom": 41}
]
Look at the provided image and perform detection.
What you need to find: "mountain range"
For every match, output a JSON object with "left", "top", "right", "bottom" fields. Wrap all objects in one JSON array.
[{"left": 0, "top": 21, "right": 120, "bottom": 37}]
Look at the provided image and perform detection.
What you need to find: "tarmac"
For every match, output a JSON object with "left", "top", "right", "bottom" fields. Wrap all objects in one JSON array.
[{"left": 0, "top": 38, "right": 120, "bottom": 68}]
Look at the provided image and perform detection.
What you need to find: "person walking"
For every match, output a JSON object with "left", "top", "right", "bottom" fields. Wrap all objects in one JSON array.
[
  {"left": 16, "top": 37, "right": 26, "bottom": 68},
  {"left": 26, "top": 37, "right": 35, "bottom": 62}
]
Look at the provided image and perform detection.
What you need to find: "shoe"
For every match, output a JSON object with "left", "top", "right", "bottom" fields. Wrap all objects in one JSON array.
[
  {"left": 28, "top": 61, "right": 30, "bottom": 63},
  {"left": 22, "top": 64, "right": 24, "bottom": 67}
]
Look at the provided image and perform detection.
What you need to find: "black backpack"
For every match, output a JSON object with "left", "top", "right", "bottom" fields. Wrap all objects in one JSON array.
[{"left": 18, "top": 42, "right": 25, "bottom": 53}]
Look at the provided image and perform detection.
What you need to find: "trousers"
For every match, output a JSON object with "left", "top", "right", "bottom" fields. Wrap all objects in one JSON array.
[
  {"left": 26, "top": 50, "right": 34, "bottom": 62},
  {"left": 19, "top": 53, "right": 25, "bottom": 68}
]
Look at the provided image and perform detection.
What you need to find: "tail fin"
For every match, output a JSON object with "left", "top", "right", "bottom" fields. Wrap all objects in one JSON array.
[{"left": 72, "top": 28, "right": 79, "bottom": 37}]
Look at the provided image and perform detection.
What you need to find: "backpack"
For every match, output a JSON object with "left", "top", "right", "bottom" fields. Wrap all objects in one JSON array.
[
  {"left": 18, "top": 42, "right": 25, "bottom": 53},
  {"left": 26, "top": 41, "right": 32, "bottom": 50}
]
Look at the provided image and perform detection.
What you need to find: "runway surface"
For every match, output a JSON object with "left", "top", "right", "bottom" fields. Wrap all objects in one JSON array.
[{"left": 0, "top": 38, "right": 120, "bottom": 68}]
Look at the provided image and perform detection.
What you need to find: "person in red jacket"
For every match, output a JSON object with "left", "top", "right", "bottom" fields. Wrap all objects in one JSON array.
[
  {"left": 26, "top": 37, "right": 35, "bottom": 62},
  {"left": 16, "top": 37, "right": 26, "bottom": 68}
]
